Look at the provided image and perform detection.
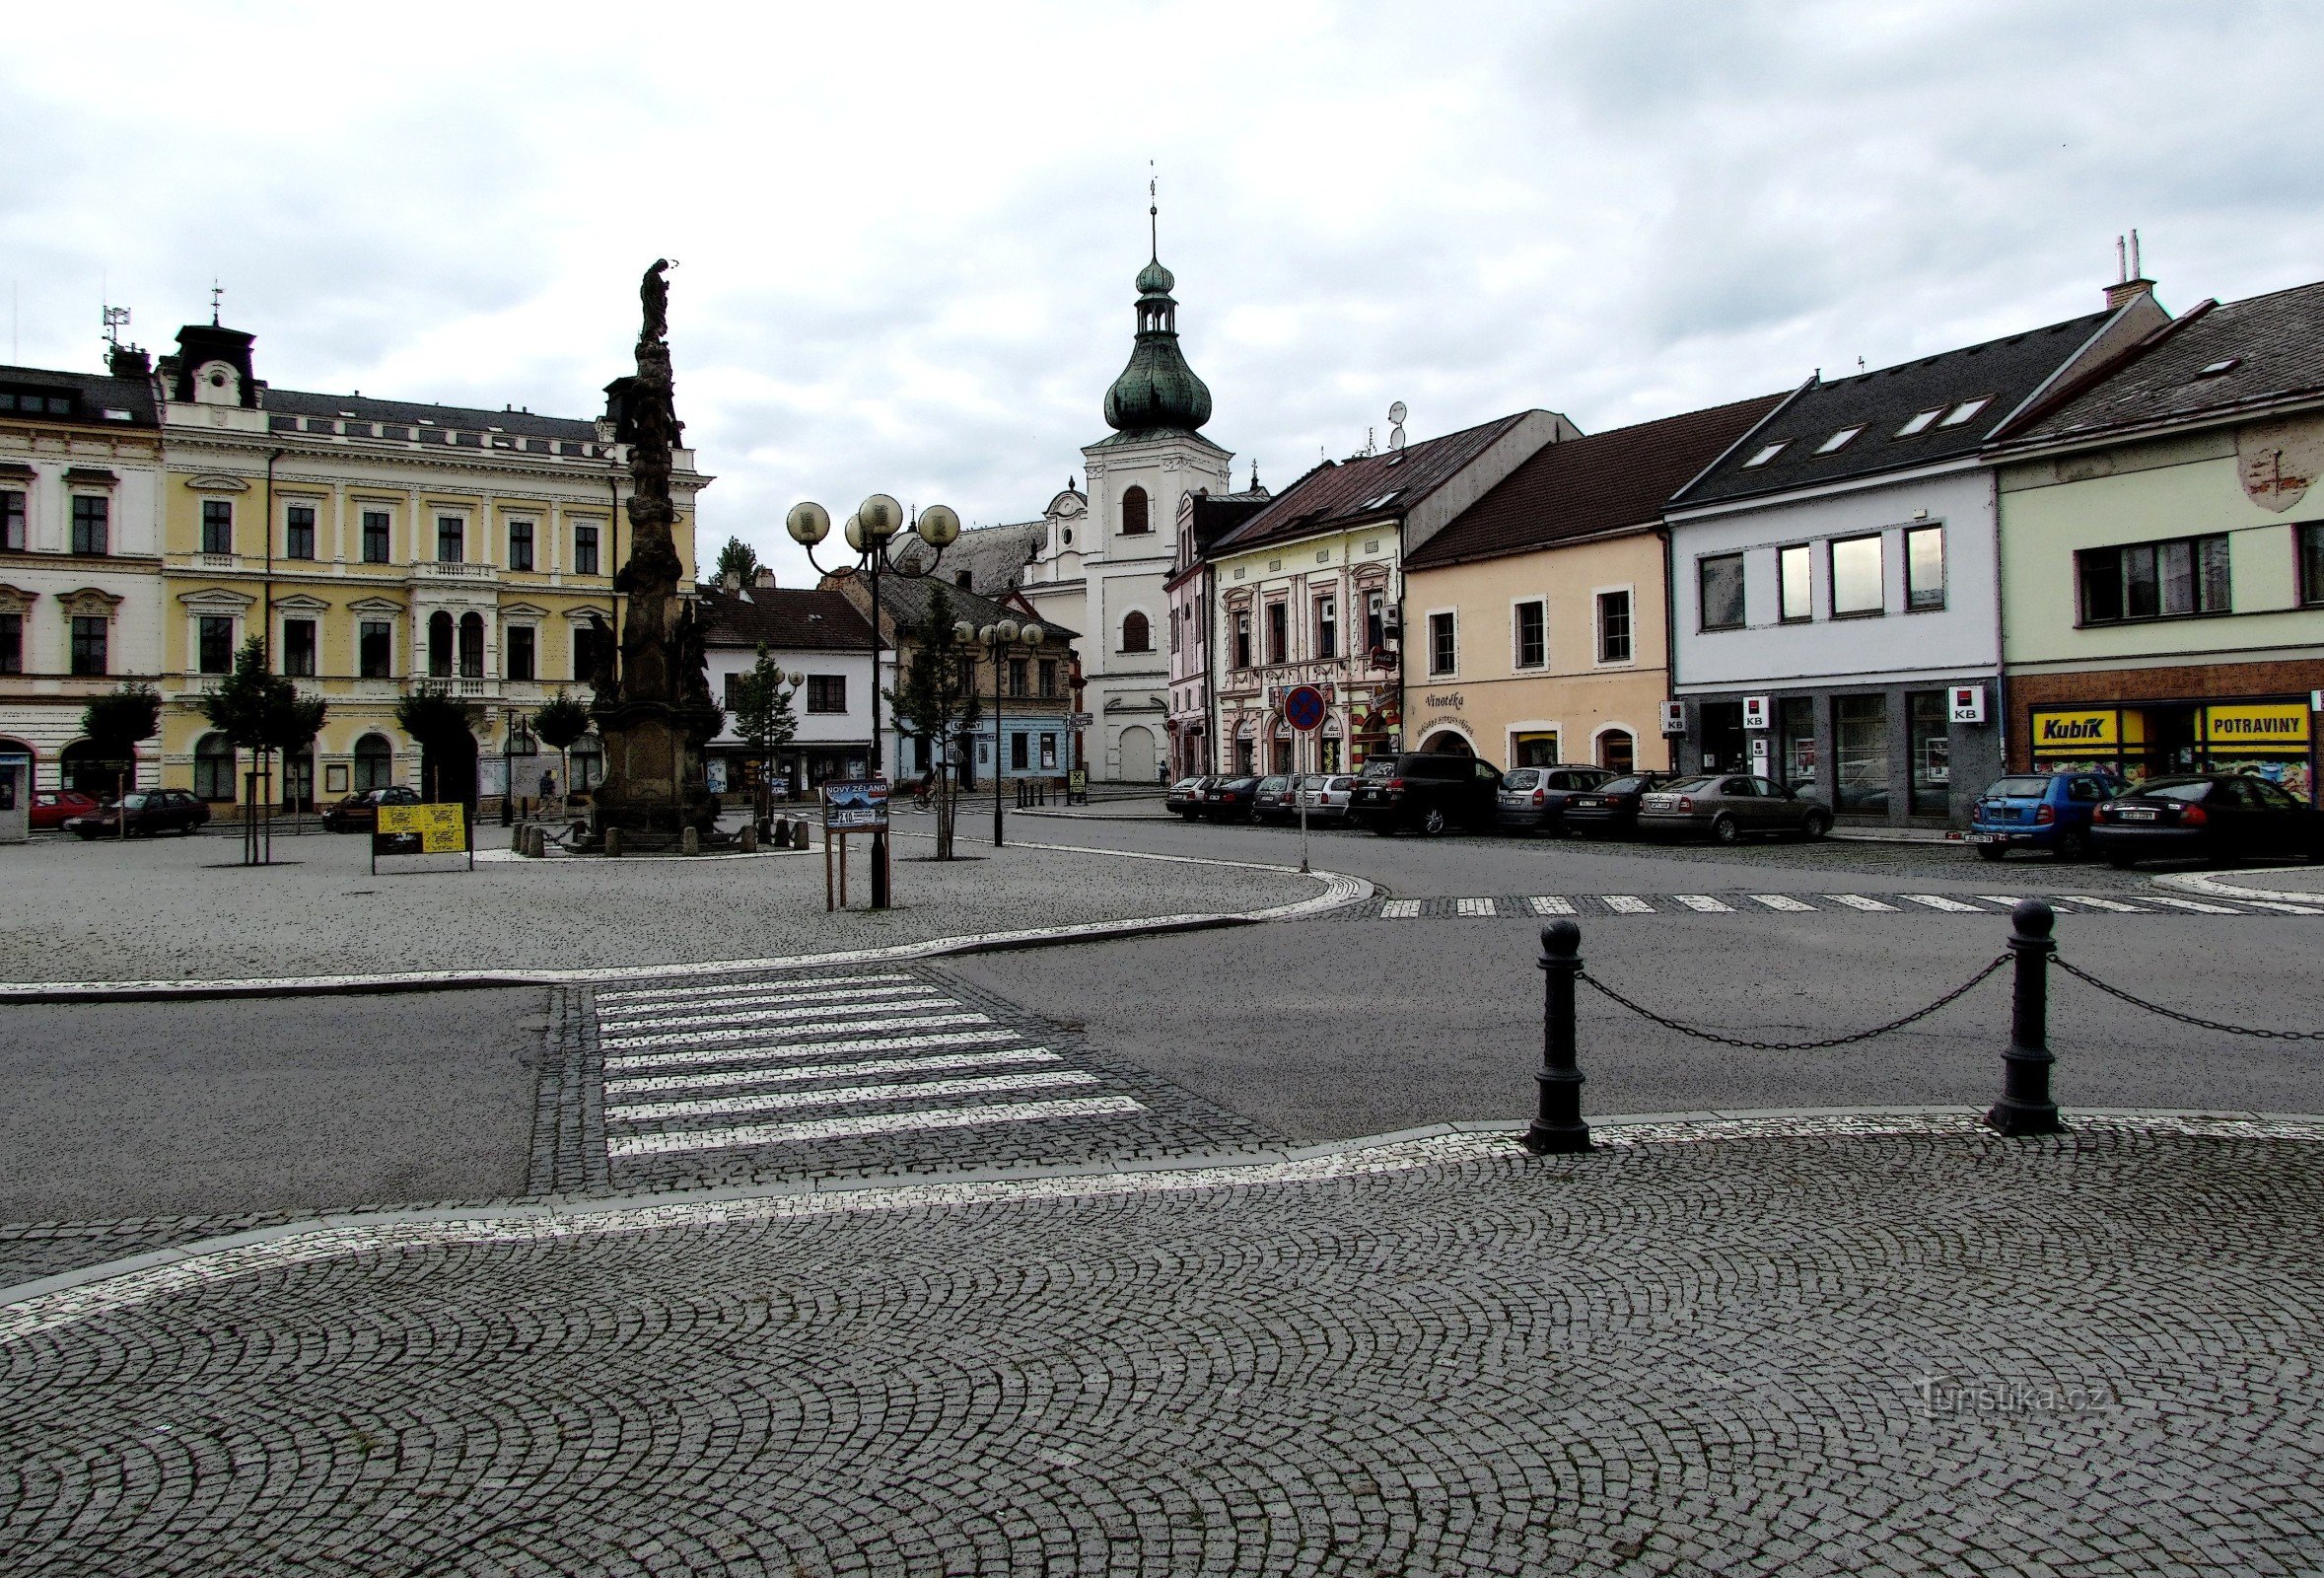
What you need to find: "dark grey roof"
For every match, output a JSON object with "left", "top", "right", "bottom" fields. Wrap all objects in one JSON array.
[
  {"left": 1212, "top": 412, "right": 1534, "bottom": 554},
  {"left": 896, "top": 518, "right": 1047, "bottom": 598},
  {"left": 868, "top": 573, "right": 1080, "bottom": 643},
  {"left": 1672, "top": 310, "right": 2118, "bottom": 508},
  {"left": 0, "top": 363, "right": 160, "bottom": 428},
  {"left": 2005, "top": 279, "right": 2324, "bottom": 446},
  {"left": 696, "top": 585, "right": 875, "bottom": 652},
  {"left": 264, "top": 387, "right": 598, "bottom": 441}
]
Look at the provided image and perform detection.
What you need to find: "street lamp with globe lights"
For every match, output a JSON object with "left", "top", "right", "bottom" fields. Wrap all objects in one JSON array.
[
  {"left": 955, "top": 615, "right": 1044, "bottom": 847},
  {"left": 785, "top": 493, "right": 961, "bottom": 909}
]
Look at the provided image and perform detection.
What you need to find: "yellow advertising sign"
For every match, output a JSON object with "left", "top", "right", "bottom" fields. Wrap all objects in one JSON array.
[
  {"left": 378, "top": 801, "right": 467, "bottom": 853},
  {"left": 2204, "top": 703, "right": 2311, "bottom": 749},
  {"left": 2029, "top": 709, "right": 2116, "bottom": 755}
]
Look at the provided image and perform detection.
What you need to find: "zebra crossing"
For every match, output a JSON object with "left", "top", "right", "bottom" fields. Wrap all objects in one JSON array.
[
  {"left": 1340, "top": 891, "right": 2324, "bottom": 920},
  {"left": 581, "top": 968, "right": 1284, "bottom": 1188}
]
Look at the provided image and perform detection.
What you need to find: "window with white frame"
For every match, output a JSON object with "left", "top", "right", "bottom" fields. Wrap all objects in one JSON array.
[
  {"left": 1905, "top": 525, "right": 1945, "bottom": 611},
  {"left": 1513, "top": 599, "right": 1546, "bottom": 669},
  {"left": 1428, "top": 610, "right": 1456, "bottom": 677},
  {"left": 198, "top": 615, "right": 236, "bottom": 674},
  {"left": 202, "top": 499, "right": 234, "bottom": 554},
  {"left": 1698, "top": 553, "right": 1745, "bottom": 631},
  {"left": 1779, "top": 544, "right": 1812, "bottom": 623},
  {"left": 1829, "top": 535, "right": 1884, "bottom": 616},
  {"left": 1595, "top": 591, "right": 1633, "bottom": 664},
  {"left": 359, "top": 619, "right": 392, "bottom": 679}
]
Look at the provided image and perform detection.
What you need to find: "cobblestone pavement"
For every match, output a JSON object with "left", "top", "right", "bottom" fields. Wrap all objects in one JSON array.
[
  {"left": 3, "top": 1115, "right": 2319, "bottom": 1575},
  {"left": 531, "top": 967, "right": 1289, "bottom": 1196}
]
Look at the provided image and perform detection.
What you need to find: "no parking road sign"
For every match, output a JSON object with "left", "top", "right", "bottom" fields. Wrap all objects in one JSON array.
[{"left": 1284, "top": 683, "right": 1327, "bottom": 732}]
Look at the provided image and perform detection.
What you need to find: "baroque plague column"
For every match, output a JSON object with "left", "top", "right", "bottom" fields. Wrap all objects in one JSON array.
[{"left": 591, "top": 260, "right": 723, "bottom": 851}]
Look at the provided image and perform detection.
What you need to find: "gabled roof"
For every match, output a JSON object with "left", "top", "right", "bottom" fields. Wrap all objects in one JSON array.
[
  {"left": 896, "top": 518, "right": 1046, "bottom": 597},
  {"left": 0, "top": 363, "right": 159, "bottom": 429},
  {"left": 696, "top": 585, "right": 876, "bottom": 652},
  {"left": 263, "top": 387, "right": 598, "bottom": 441},
  {"left": 1211, "top": 413, "right": 1533, "bottom": 555},
  {"left": 1406, "top": 393, "right": 1787, "bottom": 570},
  {"left": 1672, "top": 310, "right": 2119, "bottom": 509},
  {"left": 867, "top": 572, "right": 1080, "bottom": 643},
  {"left": 2003, "top": 278, "right": 2324, "bottom": 447}
]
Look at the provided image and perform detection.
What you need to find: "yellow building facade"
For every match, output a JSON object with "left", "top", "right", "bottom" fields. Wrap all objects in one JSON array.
[{"left": 152, "top": 323, "right": 703, "bottom": 807}]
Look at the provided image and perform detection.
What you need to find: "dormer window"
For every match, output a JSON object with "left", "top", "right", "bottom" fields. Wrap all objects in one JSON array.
[
  {"left": 1895, "top": 408, "right": 1942, "bottom": 437},
  {"left": 1937, "top": 397, "right": 1991, "bottom": 427},
  {"left": 2196, "top": 358, "right": 2240, "bottom": 378},
  {"left": 1815, "top": 425, "right": 1866, "bottom": 454},
  {"left": 1741, "top": 442, "right": 1788, "bottom": 468},
  {"left": 192, "top": 361, "right": 242, "bottom": 406}
]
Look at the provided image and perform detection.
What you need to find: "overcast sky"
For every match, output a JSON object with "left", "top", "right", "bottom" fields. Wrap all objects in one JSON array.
[{"left": 6, "top": 2, "right": 2320, "bottom": 582}]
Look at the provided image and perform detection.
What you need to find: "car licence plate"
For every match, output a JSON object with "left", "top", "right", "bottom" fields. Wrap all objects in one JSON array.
[{"left": 2118, "top": 808, "right": 2158, "bottom": 822}]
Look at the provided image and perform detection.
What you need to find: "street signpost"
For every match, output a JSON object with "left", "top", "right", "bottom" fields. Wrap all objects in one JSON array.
[{"left": 1285, "top": 683, "right": 1327, "bottom": 873}]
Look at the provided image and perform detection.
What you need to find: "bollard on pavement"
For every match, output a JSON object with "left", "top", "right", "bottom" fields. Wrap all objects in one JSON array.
[
  {"left": 1522, "top": 920, "right": 1592, "bottom": 1154},
  {"left": 1985, "top": 897, "right": 2064, "bottom": 1136}
]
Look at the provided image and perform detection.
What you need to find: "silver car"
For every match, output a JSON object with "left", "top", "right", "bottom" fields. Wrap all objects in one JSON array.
[{"left": 1295, "top": 773, "right": 1358, "bottom": 824}]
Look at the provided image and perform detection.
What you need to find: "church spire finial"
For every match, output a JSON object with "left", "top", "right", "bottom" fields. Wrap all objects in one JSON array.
[{"left": 1149, "top": 162, "right": 1158, "bottom": 258}]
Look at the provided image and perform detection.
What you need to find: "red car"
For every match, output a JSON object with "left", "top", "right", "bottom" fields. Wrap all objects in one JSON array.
[{"left": 30, "top": 789, "right": 99, "bottom": 830}]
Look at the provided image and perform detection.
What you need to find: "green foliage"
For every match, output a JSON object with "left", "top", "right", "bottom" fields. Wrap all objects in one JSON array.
[
  {"left": 885, "top": 587, "right": 982, "bottom": 858},
  {"left": 198, "top": 638, "right": 282, "bottom": 751},
  {"left": 730, "top": 643, "right": 798, "bottom": 763},
  {"left": 394, "top": 682, "right": 480, "bottom": 750},
  {"left": 80, "top": 681, "right": 162, "bottom": 760},
  {"left": 531, "top": 689, "right": 593, "bottom": 753},
  {"left": 714, "top": 537, "right": 760, "bottom": 583}
]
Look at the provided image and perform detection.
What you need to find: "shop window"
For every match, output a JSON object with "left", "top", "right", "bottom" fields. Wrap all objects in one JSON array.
[
  {"left": 437, "top": 516, "right": 464, "bottom": 564},
  {"left": 285, "top": 505, "right": 317, "bottom": 560},
  {"left": 1779, "top": 696, "right": 1817, "bottom": 794},
  {"left": 1698, "top": 553, "right": 1745, "bottom": 630},
  {"left": 362, "top": 510, "right": 391, "bottom": 564},
  {"left": 1039, "top": 734, "right": 1058, "bottom": 770},
  {"left": 1121, "top": 486, "right": 1150, "bottom": 536},
  {"left": 1597, "top": 729, "right": 1635, "bottom": 775},
  {"left": 509, "top": 520, "right": 535, "bottom": 572},
  {"left": 283, "top": 618, "right": 317, "bottom": 678},
  {"left": 1595, "top": 591, "right": 1633, "bottom": 664},
  {"left": 1514, "top": 732, "right": 1559, "bottom": 767},
  {"left": 0, "top": 611, "right": 19, "bottom": 675},
  {"left": 1905, "top": 526, "right": 1945, "bottom": 610},
  {"left": 2299, "top": 523, "right": 2324, "bottom": 607},
  {"left": 72, "top": 495, "right": 108, "bottom": 555},
  {"left": 1834, "top": 693, "right": 1888, "bottom": 814},
  {"left": 2078, "top": 535, "right": 2229, "bottom": 623},
  {"left": 1011, "top": 733, "right": 1029, "bottom": 770},
  {"left": 194, "top": 733, "right": 237, "bottom": 800},
  {"left": 70, "top": 614, "right": 107, "bottom": 676},
  {"left": 202, "top": 499, "right": 234, "bottom": 554},
  {"left": 1908, "top": 690, "right": 1950, "bottom": 816},
  {"left": 1272, "top": 736, "right": 1294, "bottom": 774},
  {"left": 574, "top": 524, "right": 599, "bottom": 576},
  {"left": 1514, "top": 600, "right": 1546, "bottom": 669},
  {"left": 198, "top": 615, "right": 236, "bottom": 675},
  {"left": 1780, "top": 545, "right": 1812, "bottom": 622},
  {"left": 507, "top": 626, "right": 536, "bottom": 681},
  {"left": 1235, "top": 738, "right": 1255, "bottom": 774},
  {"left": 353, "top": 734, "right": 394, "bottom": 793},
  {"left": 458, "top": 612, "right": 484, "bottom": 678},
  {"left": 807, "top": 675, "right": 847, "bottom": 713},
  {"left": 1830, "top": 535, "right": 1883, "bottom": 616},
  {"left": 1266, "top": 604, "right": 1288, "bottom": 664},
  {"left": 1, "top": 490, "right": 24, "bottom": 550},
  {"left": 359, "top": 620, "right": 392, "bottom": 679}
]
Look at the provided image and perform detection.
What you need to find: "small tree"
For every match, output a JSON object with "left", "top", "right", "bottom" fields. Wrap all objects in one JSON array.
[
  {"left": 531, "top": 689, "right": 592, "bottom": 807},
  {"left": 729, "top": 642, "right": 798, "bottom": 822},
  {"left": 395, "top": 683, "right": 480, "bottom": 803},
  {"left": 201, "top": 638, "right": 282, "bottom": 862},
  {"left": 264, "top": 685, "right": 328, "bottom": 808},
  {"left": 81, "top": 681, "right": 162, "bottom": 839},
  {"left": 715, "top": 536, "right": 760, "bottom": 584},
  {"left": 885, "top": 586, "right": 981, "bottom": 860}
]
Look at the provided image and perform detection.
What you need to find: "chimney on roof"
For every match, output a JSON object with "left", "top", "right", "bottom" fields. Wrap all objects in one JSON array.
[
  {"left": 2105, "top": 230, "right": 2154, "bottom": 311},
  {"left": 721, "top": 570, "right": 741, "bottom": 593},
  {"left": 753, "top": 566, "right": 776, "bottom": 589}
]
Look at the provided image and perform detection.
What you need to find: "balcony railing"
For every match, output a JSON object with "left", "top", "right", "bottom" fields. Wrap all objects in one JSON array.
[
  {"left": 193, "top": 552, "right": 238, "bottom": 571},
  {"left": 413, "top": 560, "right": 496, "bottom": 580}
]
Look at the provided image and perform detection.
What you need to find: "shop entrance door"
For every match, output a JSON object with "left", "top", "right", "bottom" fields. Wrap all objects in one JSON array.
[
  {"left": 0, "top": 752, "right": 28, "bottom": 843},
  {"left": 2140, "top": 704, "right": 2199, "bottom": 778},
  {"left": 1698, "top": 702, "right": 1746, "bottom": 772}
]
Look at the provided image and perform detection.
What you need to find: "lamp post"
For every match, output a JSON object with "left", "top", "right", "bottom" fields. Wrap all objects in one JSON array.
[
  {"left": 958, "top": 615, "right": 1045, "bottom": 847},
  {"left": 502, "top": 715, "right": 536, "bottom": 826},
  {"left": 785, "top": 492, "right": 961, "bottom": 909}
]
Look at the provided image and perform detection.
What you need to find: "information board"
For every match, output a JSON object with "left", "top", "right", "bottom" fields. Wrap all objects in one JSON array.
[
  {"left": 373, "top": 801, "right": 472, "bottom": 872},
  {"left": 821, "top": 779, "right": 890, "bottom": 830}
]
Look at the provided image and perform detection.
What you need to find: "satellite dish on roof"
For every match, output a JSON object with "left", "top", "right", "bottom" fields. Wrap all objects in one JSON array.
[
  {"left": 1386, "top": 400, "right": 1408, "bottom": 452},
  {"left": 1387, "top": 401, "right": 1407, "bottom": 425}
]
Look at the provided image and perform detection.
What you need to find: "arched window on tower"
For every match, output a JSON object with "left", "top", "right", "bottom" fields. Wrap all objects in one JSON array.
[
  {"left": 1122, "top": 610, "right": 1151, "bottom": 653},
  {"left": 1121, "top": 486, "right": 1150, "bottom": 537}
]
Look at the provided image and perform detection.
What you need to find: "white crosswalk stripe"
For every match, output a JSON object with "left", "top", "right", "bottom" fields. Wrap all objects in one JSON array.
[
  {"left": 1824, "top": 894, "right": 1899, "bottom": 912},
  {"left": 1529, "top": 896, "right": 1578, "bottom": 915},
  {"left": 607, "top": 1097, "right": 1149, "bottom": 1159},
  {"left": 1600, "top": 896, "right": 1655, "bottom": 914},
  {"left": 598, "top": 972, "right": 915, "bottom": 1007},
  {"left": 609, "top": 1068, "right": 1102, "bottom": 1124},
  {"left": 1454, "top": 897, "right": 1498, "bottom": 917},
  {"left": 1380, "top": 899, "right": 1423, "bottom": 918},
  {"left": 601, "top": 1007, "right": 988, "bottom": 1050},
  {"left": 1901, "top": 895, "right": 1985, "bottom": 912},
  {"left": 606, "top": 1046, "right": 1063, "bottom": 1097},
  {"left": 2226, "top": 899, "right": 2324, "bottom": 915},
  {"left": 598, "top": 984, "right": 940, "bottom": 1028},
  {"left": 603, "top": 1027, "right": 1024, "bottom": 1074},
  {"left": 1671, "top": 895, "right": 1734, "bottom": 912},
  {"left": 2140, "top": 896, "right": 2242, "bottom": 915},
  {"left": 1750, "top": 895, "right": 1817, "bottom": 912},
  {"left": 2054, "top": 895, "right": 2149, "bottom": 912}
]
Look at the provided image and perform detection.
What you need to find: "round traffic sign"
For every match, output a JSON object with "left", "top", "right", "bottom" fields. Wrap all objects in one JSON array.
[{"left": 1284, "top": 684, "right": 1327, "bottom": 732}]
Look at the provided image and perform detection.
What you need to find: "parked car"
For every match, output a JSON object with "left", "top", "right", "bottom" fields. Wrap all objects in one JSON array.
[
  {"left": 1253, "top": 774, "right": 1302, "bottom": 824},
  {"left": 322, "top": 784, "right": 422, "bottom": 832},
  {"left": 2091, "top": 774, "right": 2324, "bottom": 868},
  {"left": 1164, "top": 775, "right": 1211, "bottom": 819},
  {"left": 1497, "top": 765, "right": 1616, "bottom": 833},
  {"left": 29, "top": 789, "right": 99, "bottom": 830},
  {"left": 1349, "top": 753, "right": 1505, "bottom": 835},
  {"left": 1201, "top": 775, "right": 1262, "bottom": 822},
  {"left": 1637, "top": 774, "right": 1832, "bottom": 843},
  {"left": 1563, "top": 773, "right": 1668, "bottom": 839},
  {"left": 1296, "top": 773, "right": 1358, "bottom": 824},
  {"left": 64, "top": 788, "right": 211, "bottom": 839},
  {"left": 1968, "top": 771, "right": 2124, "bottom": 862}
]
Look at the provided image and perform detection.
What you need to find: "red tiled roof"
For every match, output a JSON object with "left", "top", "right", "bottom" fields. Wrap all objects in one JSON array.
[
  {"left": 1405, "top": 394, "right": 1787, "bottom": 569},
  {"left": 1210, "top": 412, "right": 1535, "bottom": 555}
]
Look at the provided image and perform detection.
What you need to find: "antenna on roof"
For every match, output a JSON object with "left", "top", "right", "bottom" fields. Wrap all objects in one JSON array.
[
  {"left": 103, "top": 304, "right": 130, "bottom": 349},
  {"left": 210, "top": 279, "right": 223, "bottom": 326},
  {"left": 1856, "top": 355, "right": 1865, "bottom": 372},
  {"left": 1387, "top": 401, "right": 1407, "bottom": 452}
]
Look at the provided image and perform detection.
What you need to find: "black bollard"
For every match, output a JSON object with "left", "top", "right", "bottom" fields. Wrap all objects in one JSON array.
[
  {"left": 1522, "top": 920, "right": 1592, "bottom": 1154},
  {"left": 1985, "top": 897, "right": 2063, "bottom": 1136}
]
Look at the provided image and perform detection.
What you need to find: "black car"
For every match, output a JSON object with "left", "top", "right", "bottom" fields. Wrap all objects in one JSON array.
[
  {"left": 322, "top": 784, "right": 423, "bottom": 832},
  {"left": 1201, "top": 775, "right": 1262, "bottom": 822},
  {"left": 1562, "top": 773, "right": 1667, "bottom": 838},
  {"left": 65, "top": 788, "right": 212, "bottom": 839},
  {"left": 2091, "top": 774, "right": 2324, "bottom": 868},
  {"left": 1349, "top": 753, "right": 1504, "bottom": 835}
]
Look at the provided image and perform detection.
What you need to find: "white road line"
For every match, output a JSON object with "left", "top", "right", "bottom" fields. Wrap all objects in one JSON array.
[
  {"left": 1671, "top": 895, "right": 1734, "bottom": 913},
  {"left": 1901, "top": 895, "right": 1984, "bottom": 912},
  {"left": 609, "top": 1068, "right": 1101, "bottom": 1124},
  {"left": 1824, "top": 895, "right": 1898, "bottom": 912},
  {"left": 1380, "top": 899, "right": 1423, "bottom": 918},
  {"left": 1454, "top": 897, "right": 1498, "bottom": 917},
  {"left": 2054, "top": 896, "right": 2149, "bottom": 913},
  {"left": 1974, "top": 895, "right": 2026, "bottom": 908},
  {"left": 607, "top": 1046, "right": 1063, "bottom": 1097},
  {"left": 2140, "top": 896, "right": 2243, "bottom": 915},
  {"left": 1599, "top": 896, "right": 1655, "bottom": 914},
  {"left": 600, "top": 1005, "right": 981, "bottom": 1049},
  {"left": 1529, "top": 897, "right": 1578, "bottom": 915},
  {"left": 603, "top": 1027, "right": 1025, "bottom": 1073},
  {"left": 2228, "top": 899, "right": 2324, "bottom": 915},
  {"left": 607, "top": 1096, "right": 1149, "bottom": 1158},
  {"left": 598, "top": 985, "right": 941, "bottom": 1027},
  {"left": 598, "top": 972, "right": 914, "bottom": 1006},
  {"left": 1750, "top": 895, "right": 1817, "bottom": 912},
  {"left": 600, "top": 997, "right": 947, "bottom": 1035}
]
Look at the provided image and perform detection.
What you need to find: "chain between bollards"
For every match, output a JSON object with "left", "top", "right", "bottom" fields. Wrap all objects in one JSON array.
[
  {"left": 1985, "top": 897, "right": 2063, "bottom": 1136},
  {"left": 1522, "top": 920, "right": 1591, "bottom": 1154}
]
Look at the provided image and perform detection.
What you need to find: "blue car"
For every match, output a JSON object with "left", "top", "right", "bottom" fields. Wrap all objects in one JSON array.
[{"left": 1968, "top": 771, "right": 2124, "bottom": 862}]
